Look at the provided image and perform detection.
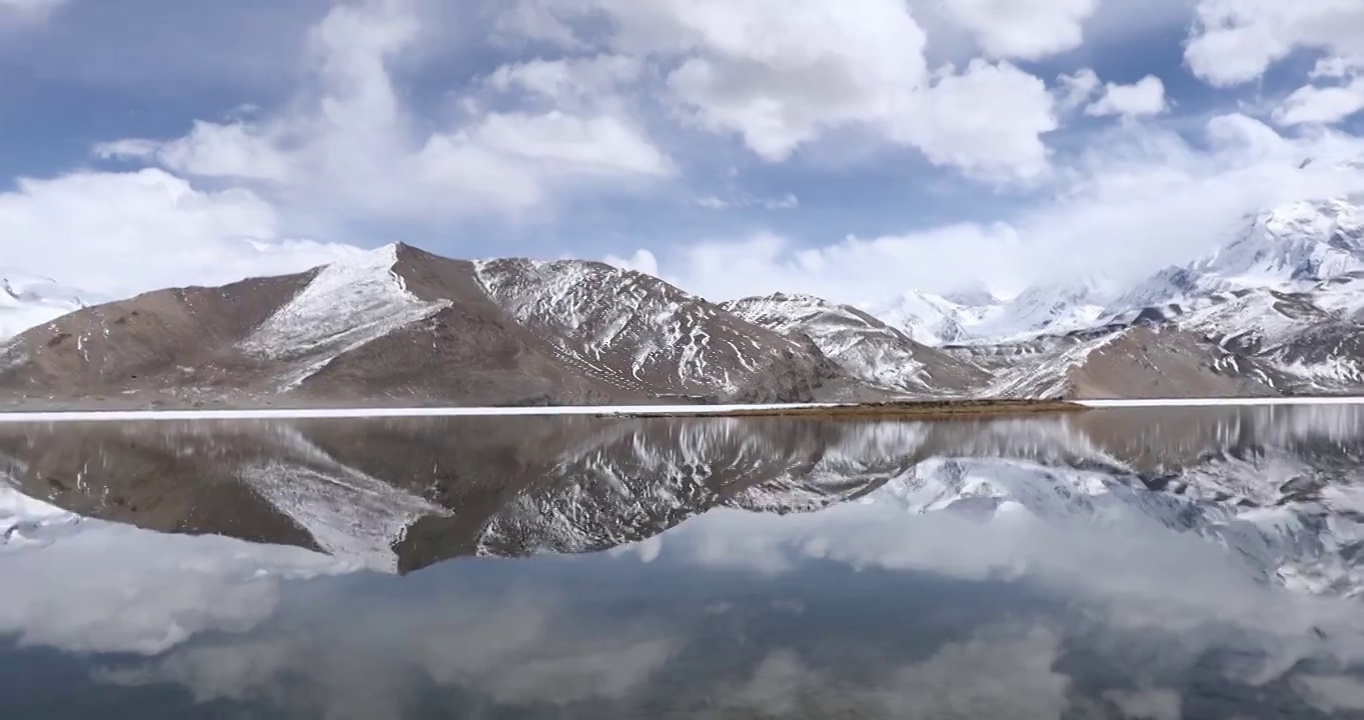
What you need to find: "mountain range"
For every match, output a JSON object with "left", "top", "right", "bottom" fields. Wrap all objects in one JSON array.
[{"left": 1, "top": 195, "right": 1362, "bottom": 406}]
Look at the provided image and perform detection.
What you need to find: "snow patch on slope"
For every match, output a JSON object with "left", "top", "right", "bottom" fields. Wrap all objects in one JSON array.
[{"left": 238, "top": 244, "right": 450, "bottom": 389}]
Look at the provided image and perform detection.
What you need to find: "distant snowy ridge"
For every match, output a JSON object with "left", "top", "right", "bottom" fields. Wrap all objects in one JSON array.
[
  {"left": 1105, "top": 197, "right": 1364, "bottom": 319},
  {"left": 723, "top": 293, "right": 931, "bottom": 393}
]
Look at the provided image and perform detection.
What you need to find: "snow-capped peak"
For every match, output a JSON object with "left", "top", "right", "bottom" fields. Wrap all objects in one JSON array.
[
  {"left": 0, "top": 270, "right": 91, "bottom": 340},
  {"left": 968, "top": 274, "right": 1119, "bottom": 342},
  {"left": 1104, "top": 196, "right": 1364, "bottom": 319},
  {"left": 1196, "top": 198, "right": 1364, "bottom": 286},
  {"left": 863, "top": 290, "right": 972, "bottom": 346}
]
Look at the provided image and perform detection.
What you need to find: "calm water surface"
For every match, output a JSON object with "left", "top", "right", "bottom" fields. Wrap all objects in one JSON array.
[{"left": 2, "top": 406, "right": 1364, "bottom": 718}]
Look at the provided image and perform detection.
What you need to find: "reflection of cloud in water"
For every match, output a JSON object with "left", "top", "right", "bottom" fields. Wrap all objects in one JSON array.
[
  {"left": 98, "top": 588, "right": 678, "bottom": 718},
  {"left": 1101, "top": 688, "right": 1182, "bottom": 720},
  {"left": 1293, "top": 675, "right": 1364, "bottom": 714},
  {"left": 731, "top": 625, "right": 1071, "bottom": 719},
  {"left": 621, "top": 486, "right": 1364, "bottom": 692},
  {"left": 0, "top": 517, "right": 351, "bottom": 655}
]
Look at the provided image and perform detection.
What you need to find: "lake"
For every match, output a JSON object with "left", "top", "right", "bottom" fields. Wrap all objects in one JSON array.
[{"left": 2, "top": 406, "right": 1363, "bottom": 718}]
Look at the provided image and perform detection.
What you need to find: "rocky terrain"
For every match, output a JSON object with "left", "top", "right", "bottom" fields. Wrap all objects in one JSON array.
[
  {"left": 0, "top": 195, "right": 1362, "bottom": 405},
  {"left": 3, "top": 405, "right": 1362, "bottom": 594},
  {"left": 0, "top": 245, "right": 849, "bottom": 408}
]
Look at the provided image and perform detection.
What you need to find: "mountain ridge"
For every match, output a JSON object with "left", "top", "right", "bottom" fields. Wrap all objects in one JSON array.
[{"left": 2, "top": 194, "right": 1363, "bottom": 405}]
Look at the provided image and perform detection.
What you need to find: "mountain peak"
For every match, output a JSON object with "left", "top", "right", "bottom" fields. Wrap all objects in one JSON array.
[{"left": 1197, "top": 196, "right": 1364, "bottom": 287}]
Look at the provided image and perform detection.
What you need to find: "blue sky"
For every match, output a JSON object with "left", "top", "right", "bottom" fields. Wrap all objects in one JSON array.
[{"left": 3, "top": 0, "right": 1364, "bottom": 304}]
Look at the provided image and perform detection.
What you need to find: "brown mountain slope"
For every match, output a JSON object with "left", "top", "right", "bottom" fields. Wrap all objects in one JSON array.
[{"left": 0, "top": 244, "right": 852, "bottom": 408}]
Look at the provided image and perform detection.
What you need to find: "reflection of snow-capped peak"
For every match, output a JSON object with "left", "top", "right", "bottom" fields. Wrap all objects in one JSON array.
[{"left": 867, "top": 455, "right": 1364, "bottom": 597}]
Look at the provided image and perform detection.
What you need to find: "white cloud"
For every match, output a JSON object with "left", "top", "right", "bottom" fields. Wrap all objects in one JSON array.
[
  {"left": 621, "top": 114, "right": 1364, "bottom": 303},
  {"left": 98, "top": 0, "right": 672, "bottom": 225},
  {"left": 0, "top": 169, "right": 360, "bottom": 299},
  {"left": 518, "top": 0, "right": 1060, "bottom": 183},
  {"left": 691, "top": 193, "right": 799, "bottom": 211},
  {"left": 1057, "top": 68, "right": 1101, "bottom": 112},
  {"left": 894, "top": 59, "right": 1057, "bottom": 181},
  {"left": 604, "top": 248, "right": 661, "bottom": 278},
  {"left": 486, "top": 55, "right": 644, "bottom": 106},
  {"left": 1185, "top": 0, "right": 1364, "bottom": 86},
  {"left": 1085, "top": 75, "right": 1168, "bottom": 118},
  {"left": 0, "top": 0, "right": 63, "bottom": 22},
  {"left": 939, "top": 0, "right": 1099, "bottom": 60},
  {"left": 1312, "top": 55, "right": 1364, "bottom": 80},
  {"left": 1273, "top": 78, "right": 1364, "bottom": 127},
  {"left": 1273, "top": 56, "right": 1364, "bottom": 127}
]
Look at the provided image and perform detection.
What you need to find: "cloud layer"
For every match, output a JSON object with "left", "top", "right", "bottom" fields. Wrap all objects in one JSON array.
[{"left": 0, "top": 0, "right": 1358, "bottom": 309}]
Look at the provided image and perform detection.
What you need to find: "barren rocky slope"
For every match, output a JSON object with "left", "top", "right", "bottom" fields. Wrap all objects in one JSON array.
[{"left": 0, "top": 244, "right": 853, "bottom": 408}]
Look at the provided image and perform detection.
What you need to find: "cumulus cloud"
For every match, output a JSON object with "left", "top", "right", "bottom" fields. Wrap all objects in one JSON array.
[
  {"left": 939, "top": 0, "right": 1099, "bottom": 60},
  {"left": 0, "top": 169, "right": 360, "bottom": 299},
  {"left": 1085, "top": 75, "right": 1168, "bottom": 118},
  {"left": 98, "top": 0, "right": 672, "bottom": 226},
  {"left": 514, "top": 0, "right": 1060, "bottom": 183},
  {"left": 1185, "top": 0, "right": 1364, "bottom": 86},
  {"left": 1057, "top": 68, "right": 1101, "bottom": 112},
  {"left": 620, "top": 114, "right": 1364, "bottom": 303},
  {"left": 1274, "top": 79, "right": 1364, "bottom": 127},
  {"left": 1273, "top": 56, "right": 1364, "bottom": 127}
]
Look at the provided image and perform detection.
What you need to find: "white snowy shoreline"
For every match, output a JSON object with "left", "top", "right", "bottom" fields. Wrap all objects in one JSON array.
[{"left": 0, "top": 396, "right": 1358, "bottom": 422}]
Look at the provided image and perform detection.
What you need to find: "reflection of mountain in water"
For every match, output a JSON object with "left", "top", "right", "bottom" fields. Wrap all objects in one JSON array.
[{"left": 2, "top": 407, "right": 1363, "bottom": 594}]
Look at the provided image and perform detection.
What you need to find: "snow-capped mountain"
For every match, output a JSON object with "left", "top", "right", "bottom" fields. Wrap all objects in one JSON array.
[
  {"left": 911, "top": 194, "right": 1364, "bottom": 398},
  {"left": 968, "top": 275, "right": 1119, "bottom": 343},
  {"left": 5, "top": 190, "right": 1364, "bottom": 408},
  {"left": 863, "top": 290, "right": 977, "bottom": 346},
  {"left": 721, "top": 293, "right": 987, "bottom": 397},
  {"left": 1107, "top": 198, "right": 1364, "bottom": 318},
  {"left": 0, "top": 244, "right": 849, "bottom": 408},
  {"left": 0, "top": 270, "right": 90, "bottom": 340},
  {"left": 475, "top": 258, "right": 836, "bottom": 403}
]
